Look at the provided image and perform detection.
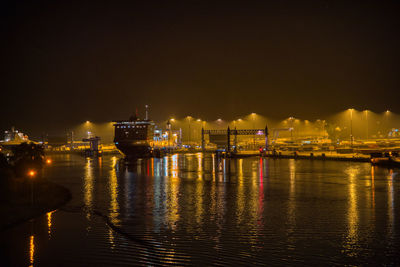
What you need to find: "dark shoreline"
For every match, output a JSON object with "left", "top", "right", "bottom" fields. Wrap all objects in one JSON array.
[{"left": 0, "top": 180, "right": 71, "bottom": 231}]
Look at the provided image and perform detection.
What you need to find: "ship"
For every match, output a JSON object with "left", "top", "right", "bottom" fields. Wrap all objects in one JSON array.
[
  {"left": 370, "top": 152, "right": 400, "bottom": 168},
  {"left": 113, "top": 107, "right": 155, "bottom": 158}
]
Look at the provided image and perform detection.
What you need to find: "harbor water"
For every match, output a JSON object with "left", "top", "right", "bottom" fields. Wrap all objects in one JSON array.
[{"left": 1, "top": 153, "right": 399, "bottom": 266}]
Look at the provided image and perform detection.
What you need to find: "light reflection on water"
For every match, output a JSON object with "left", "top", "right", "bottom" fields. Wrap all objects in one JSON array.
[
  {"left": 83, "top": 158, "right": 94, "bottom": 220},
  {"left": 2, "top": 153, "right": 400, "bottom": 266},
  {"left": 344, "top": 165, "right": 360, "bottom": 257},
  {"left": 29, "top": 235, "right": 34, "bottom": 267}
]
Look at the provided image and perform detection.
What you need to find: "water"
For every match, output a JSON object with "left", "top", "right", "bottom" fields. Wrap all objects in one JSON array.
[{"left": 1, "top": 153, "right": 399, "bottom": 266}]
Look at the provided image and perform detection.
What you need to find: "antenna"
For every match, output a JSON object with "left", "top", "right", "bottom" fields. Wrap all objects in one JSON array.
[{"left": 145, "top": 105, "right": 149, "bottom": 120}]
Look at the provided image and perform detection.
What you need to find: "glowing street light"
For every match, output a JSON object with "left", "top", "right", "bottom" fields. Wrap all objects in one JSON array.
[{"left": 28, "top": 170, "right": 36, "bottom": 178}]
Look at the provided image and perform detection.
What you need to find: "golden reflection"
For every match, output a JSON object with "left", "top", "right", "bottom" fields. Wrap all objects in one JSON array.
[
  {"left": 388, "top": 169, "right": 394, "bottom": 236},
  {"left": 29, "top": 235, "right": 34, "bottom": 267},
  {"left": 289, "top": 159, "right": 295, "bottom": 195},
  {"left": 286, "top": 159, "right": 296, "bottom": 246},
  {"left": 248, "top": 160, "right": 259, "bottom": 245},
  {"left": 166, "top": 155, "right": 180, "bottom": 230},
  {"left": 47, "top": 211, "right": 54, "bottom": 238},
  {"left": 238, "top": 159, "right": 244, "bottom": 183},
  {"left": 212, "top": 154, "right": 216, "bottom": 181},
  {"left": 195, "top": 153, "right": 204, "bottom": 225},
  {"left": 251, "top": 160, "right": 258, "bottom": 186},
  {"left": 221, "top": 159, "right": 225, "bottom": 182},
  {"left": 237, "top": 159, "right": 244, "bottom": 224},
  {"left": 195, "top": 180, "right": 204, "bottom": 225},
  {"left": 98, "top": 156, "right": 102, "bottom": 176},
  {"left": 197, "top": 153, "right": 203, "bottom": 180},
  {"left": 84, "top": 158, "right": 94, "bottom": 220},
  {"left": 108, "top": 156, "right": 120, "bottom": 248},
  {"left": 215, "top": 172, "right": 226, "bottom": 246},
  {"left": 344, "top": 165, "right": 359, "bottom": 256},
  {"left": 371, "top": 166, "right": 376, "bottom": 209}
]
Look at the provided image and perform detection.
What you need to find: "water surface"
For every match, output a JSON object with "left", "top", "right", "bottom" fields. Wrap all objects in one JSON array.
[{"left": 1, "top": 153, "right": 399, "bottom": 266}]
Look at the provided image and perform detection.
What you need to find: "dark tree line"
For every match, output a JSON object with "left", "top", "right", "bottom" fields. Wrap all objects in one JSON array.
[{"left": 0, "top": 142, "right": 45, "bottom": 179}]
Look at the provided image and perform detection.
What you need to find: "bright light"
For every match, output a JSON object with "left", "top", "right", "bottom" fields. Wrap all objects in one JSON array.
[
  {"left": 196, "top": 119, "right": 201, "bottom": 122},
  {"left": 251, "top": 113, "right": 256, "bottom": 116},
  {"left": 86, "top": 120, "right": 90, "bottom": 123},
  {"left": 46, "top": 159, "right": 52, "bottom": 164},
  {"left": 217, "top": 119, "right": 222, "bottom": 122},
  {"left": 170, "top": 118, "right": 175, "bottom": 122},
  {"left": 28, "top": 170, "right": 36, "bottom": 178},
  {"left": 237, "top": 119, "right": 242, "bottom": 122}
]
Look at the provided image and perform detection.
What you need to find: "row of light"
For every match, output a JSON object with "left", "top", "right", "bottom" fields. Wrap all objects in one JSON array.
[
  {"left": 83, "top": 110, "right": 393, "bottom": 125},
  {"left": 348, "top": 108, "right": 391, "bottom": 113}
]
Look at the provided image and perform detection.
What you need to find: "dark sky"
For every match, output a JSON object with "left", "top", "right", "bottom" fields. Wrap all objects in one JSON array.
[{"left": 1, "top": 0, "right": 400, "bottom": 137}]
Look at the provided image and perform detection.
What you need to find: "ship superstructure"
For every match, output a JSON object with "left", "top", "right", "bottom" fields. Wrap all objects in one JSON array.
[{"left": 113, "top": 113, "right": 155, "bottom": 158}]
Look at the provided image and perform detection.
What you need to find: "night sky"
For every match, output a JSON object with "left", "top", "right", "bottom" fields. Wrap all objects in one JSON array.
[{"left": 1, "top": 0, "right": 400, "bottom": 137}]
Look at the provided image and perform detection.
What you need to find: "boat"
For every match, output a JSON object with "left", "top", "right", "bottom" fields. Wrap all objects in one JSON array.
[
  {"left": 370, "top": 151, "right": 400, "bottom": 167},
  {"left": 113, "top": 112, "right": 155, "bottom": 158}
]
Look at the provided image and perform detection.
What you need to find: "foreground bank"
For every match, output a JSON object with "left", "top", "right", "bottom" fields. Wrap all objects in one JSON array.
[{"left": 0, "top": 179, "right": 71, "bottom": 230}]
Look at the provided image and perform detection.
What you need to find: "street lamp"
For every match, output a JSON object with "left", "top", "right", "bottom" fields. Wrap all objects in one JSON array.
[
  {"left": 166, "top": 120, "right": 172, "bottom": 149},
  {"left": 364, "top": 110, "right": 369, "bottom": 140},
  {"left": 251, "top": 113, "right": 256, "bottom": 147},
  {"left": 385, "top": 110, "right": 390, "bottom": 134},
  {"left": 289, "top": 117, "right": 294, "bottom": 141},
  {"left": 196, "top": 119, "right": 203, "bottom": 144},
  {"left": 187, "top": 116, "right": 192, "bottom": 146},
  {"left": 349, "top": 108, "right": 354, "bottom": 148}
]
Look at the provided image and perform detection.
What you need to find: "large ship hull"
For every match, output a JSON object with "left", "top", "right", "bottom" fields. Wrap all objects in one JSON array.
[{"left": 115, "top": 142, "right": 153, "bottom": 158}]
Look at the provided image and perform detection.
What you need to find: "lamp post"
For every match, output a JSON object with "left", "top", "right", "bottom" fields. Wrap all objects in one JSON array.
[
  {"left": 85, "top": 121, "right": 91, "bottom": 138},
  {"left": 289, "top": 117, "right": 294, "bottom": 141},
  {"left": 349, "top": 109, "right": 354, "bottom": 148},
  {"left": 196, "top": 119, "right": 202, "bottom": 144},
  {"left": 385, "top": 110, "right": 390, "bottom": 136},
  {"left": 167, "top": 120, "right": 171, "bottom": 149},
  {"left": 187, "top": 116, "right": 192, "bottom": 146},
  {"left": 251, "top": 113, "right": 256, "bottom": 148}
]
